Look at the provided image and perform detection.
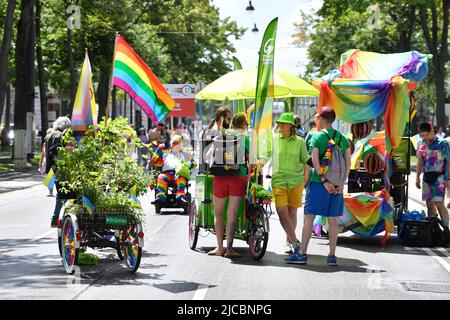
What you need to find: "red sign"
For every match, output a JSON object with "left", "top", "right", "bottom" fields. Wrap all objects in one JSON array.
[{"left": 166, "top": 98, "right": 196, "bottom": 118}]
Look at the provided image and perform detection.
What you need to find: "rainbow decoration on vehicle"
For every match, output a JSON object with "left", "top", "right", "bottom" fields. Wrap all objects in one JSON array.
[
  {"left": 312, "top": 49, "right": 431, "bottom": 151},
  {"left": 112, "top": 35, "right": 175, "bottom": 123}
]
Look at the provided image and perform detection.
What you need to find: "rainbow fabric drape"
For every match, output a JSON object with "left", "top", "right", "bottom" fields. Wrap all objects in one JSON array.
[
  {"left": 312, "top": 49, "right": 431, "bottom": 151},
  {"left": 314, "top": 190, "right": 394, "bottom": 245}
]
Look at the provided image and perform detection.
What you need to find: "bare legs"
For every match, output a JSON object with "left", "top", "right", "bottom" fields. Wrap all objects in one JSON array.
[
  {"left": 213, "top": 196, "right": 242, "bottom": 255},
  {"left": 300, "top": 214, "right": 339, "bottom": 257},
  {"left": 277, "top": 206, "right": 299, "bottom": 244}
]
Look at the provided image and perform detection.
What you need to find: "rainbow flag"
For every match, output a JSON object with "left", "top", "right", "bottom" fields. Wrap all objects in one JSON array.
[
  {"left": 71, "top": 51, "right": 97, "bottom": 132},
  {"left": 42, "top": 168, "right": 56, "bottom": 189},
  {"left": 112, "top": 35, "right": 175, "bottom": 123}
]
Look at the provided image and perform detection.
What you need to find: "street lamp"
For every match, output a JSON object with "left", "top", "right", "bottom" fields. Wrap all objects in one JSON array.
[{"left": 246, "top": 1, "right": 255, "bottom": 11}]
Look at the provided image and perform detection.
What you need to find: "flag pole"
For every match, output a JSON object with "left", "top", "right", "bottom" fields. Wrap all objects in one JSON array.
[{"left": 105, "top": 32, "right": 120, "bottom": 128}]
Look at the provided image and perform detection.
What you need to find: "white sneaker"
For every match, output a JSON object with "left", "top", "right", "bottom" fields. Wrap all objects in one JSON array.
[
  {"left": 284, "top": 243, "right": 293, "bottom": 254},
  {"left": 291, "top": 240, "right": 302, "bottom": 252}
]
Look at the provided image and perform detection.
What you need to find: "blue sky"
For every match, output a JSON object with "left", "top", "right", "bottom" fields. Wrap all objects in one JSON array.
[{"left": 213, "top": 0, "right": 323, "bottom": 76}]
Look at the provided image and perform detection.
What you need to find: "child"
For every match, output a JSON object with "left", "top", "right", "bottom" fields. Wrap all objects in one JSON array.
[{"left": 151, "top": 135, "right": 193, "bottom": 204}]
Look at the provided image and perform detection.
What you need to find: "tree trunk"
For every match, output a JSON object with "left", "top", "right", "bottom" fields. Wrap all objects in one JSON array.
[
  {"left": 14, "top": 0, "right": 35, "bottom": 167},
  {"left": 435, "top": 67, "right": 447, "bottom": 127},
  {"left": 0, "top": 0, "right": 17, "bottom": 128},
  {"left": 14, "top": 0, "right": 35, "bottom": 131},
  {"left": 0, "top": 84, "right": 11, "bottom": 147},
  {"left": 419, "top": 0, "right": 449, "bottom": 128},
  {"left": 36, "top": 0, "right": 48, "bottom": 144},
  {"left": 97, "top": 68, "right": 109, "bottom": 123}
]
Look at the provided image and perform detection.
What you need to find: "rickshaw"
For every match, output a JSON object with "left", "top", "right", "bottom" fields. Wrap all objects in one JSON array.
[
  {"left": 58, "top": 202, "right": 144, "bottom": 274},
  {"left": 188, "top": 172, "right": 273, "bottom": 260}
]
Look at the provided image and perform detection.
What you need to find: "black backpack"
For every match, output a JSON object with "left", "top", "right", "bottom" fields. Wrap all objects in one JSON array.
[
  {"left": 209, "top": 133, "right": 246, "bottom": 176},
  {"left": 44, "top": 130, "right": 63, "bottom": 173}
]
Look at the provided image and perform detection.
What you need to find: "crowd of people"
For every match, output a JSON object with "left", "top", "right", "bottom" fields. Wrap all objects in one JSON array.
[{"left": 41, "top": 107, "right": 450, "bottom": 266}]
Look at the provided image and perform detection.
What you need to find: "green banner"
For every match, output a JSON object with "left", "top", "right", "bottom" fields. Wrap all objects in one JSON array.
[
  {"left": 251, "top": 17, "right": 278, "bottom": 166},
  {"left": 232, "top": 56, "right": 246, "bottom": 114}
]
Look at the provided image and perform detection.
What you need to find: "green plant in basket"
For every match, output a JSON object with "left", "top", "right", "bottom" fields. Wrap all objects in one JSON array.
[{"left": 55, "top": 117, "right": 150, "bottom": 221}]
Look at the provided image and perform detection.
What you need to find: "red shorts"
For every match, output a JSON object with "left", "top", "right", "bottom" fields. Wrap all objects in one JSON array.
[{"left": 213, "top": 175, "right": 247, "bottom": 198}]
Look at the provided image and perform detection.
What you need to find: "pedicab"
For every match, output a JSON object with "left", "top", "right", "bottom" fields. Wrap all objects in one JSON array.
[
  {"left": 188, "top": 169, "right": 274, "bottom": 260},
  {"left": 191, "top": 66, "right": 320, "bottom": 260},
  {"left": 53, "top": 118, "right": 148, "bottom": 274}
]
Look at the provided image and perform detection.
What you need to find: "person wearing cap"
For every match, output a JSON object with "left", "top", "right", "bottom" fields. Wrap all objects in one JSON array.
[
  {"left": 270, "top": 112, "right": 310, "bottom": 254},
  {"left": 285, "top": 107, "right": 351, "bottom": 266},
  {"left": 151, "top": 135, "right": 193, "bottom": 205},
  {"left": 137, "top": 127, "right": 149, "bottom": 171},
  {"left": 416, "top": 121, "right": 450, "bottom": 234}
]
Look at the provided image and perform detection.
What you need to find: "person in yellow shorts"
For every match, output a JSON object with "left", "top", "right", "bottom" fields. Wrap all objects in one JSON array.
[{"left": 271, "top": 112, "right": 310, "bottom": 254}]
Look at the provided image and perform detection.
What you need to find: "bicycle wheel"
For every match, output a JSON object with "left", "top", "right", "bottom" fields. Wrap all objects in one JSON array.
[
  {"left": 61, "top": 216, "right": 79, "bottom": 274},
  {"left": 188, "top": 201, "right": 199, "bottom": 250},
  {"left": 248, "top": 207, "right": 269, "bottom": 260},
  {"left": 122, "top": 219, "right": 142, "bottom": 272}
]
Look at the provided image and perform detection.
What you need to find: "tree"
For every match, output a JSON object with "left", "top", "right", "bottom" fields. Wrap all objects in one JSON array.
[
  {"left": 419, "top": 0, "right": 449, "bottom": 127},
  {"left": 292, "top": 0, "right": 447, "bottom": 125},
  {"left": 40, "top": 0, "right": 244, "bottom": 123},
  {"left": 0, "top": 0, "right": 16, "bottom": 147},
  {"left": 14, "top": 0, "right": 35, "bottom": 167}
]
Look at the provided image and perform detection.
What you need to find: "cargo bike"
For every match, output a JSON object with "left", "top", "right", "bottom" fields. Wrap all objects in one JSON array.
[
  {"left": 58, "top": 202, "right": 144, "bottom": 274},
  {"left": 53, "top": 117, "right": 149, "bottom": 274},
  {"left": 188, "top": 170, "right": 273, "bottom": 260}
]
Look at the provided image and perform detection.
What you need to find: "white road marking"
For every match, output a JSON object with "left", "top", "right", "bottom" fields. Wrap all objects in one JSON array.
[
  {"left": 192, "top": 284, "right": 209, "bottom": 300},
  {"left": 422, "top": 248, "right": 450, "bottom": 273},
  {"left": 435, "top": 247, "right": 450, "bottom": 258},
  {"left": 27, "top": 229, "right": 57, "bottom": 243}
]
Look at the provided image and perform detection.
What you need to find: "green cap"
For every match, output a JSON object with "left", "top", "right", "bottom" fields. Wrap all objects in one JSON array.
[{"left": 276, "top": 112, "right": 295, "bottom": 126}]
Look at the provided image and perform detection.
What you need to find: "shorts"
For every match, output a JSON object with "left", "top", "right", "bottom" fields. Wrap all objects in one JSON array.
[
  {"left": 422, "top": 175, "right": 446, "bottom": 201},
  {"left": 213, "top": 175, "right": 247, "bottom": 198},
  {"left": 272, "top": 183, "right": 304, "bottom": 209},
  {"left": 304, "top": 181, "right": 343, "bottom": 217}
]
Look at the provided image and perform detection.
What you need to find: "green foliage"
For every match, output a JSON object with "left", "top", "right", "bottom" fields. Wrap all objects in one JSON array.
[
  {"left": 39, "top": 0, "right": 244, "bottom": 100},
  {"left": 55, "top": 117, "right": 149, "bottom": 218},
  {"left": 291, "top": 0, "right": 446, "bottom": 117}
]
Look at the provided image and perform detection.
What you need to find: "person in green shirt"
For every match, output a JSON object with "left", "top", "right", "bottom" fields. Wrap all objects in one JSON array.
[
  {"left": 270, "top": 112, "right": 310, "bottom": 254},
  {"left": 285, "top": 107, "right": 351, "bottom": 266}
]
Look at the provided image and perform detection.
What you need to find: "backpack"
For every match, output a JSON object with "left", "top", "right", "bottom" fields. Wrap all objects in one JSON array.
[
  {"left": 44, "top": 130, "right": 63, "bottom": 173},
  {"left": 320, "top": 130, "right": 346, "bottom": 187},
  {"left": 208, "top": 133, "right": 246, "bottom": 176}
]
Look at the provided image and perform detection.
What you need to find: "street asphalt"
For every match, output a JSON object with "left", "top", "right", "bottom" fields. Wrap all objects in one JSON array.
[{"left": 0, "top": 170, "right": 449, "bottom": 300}]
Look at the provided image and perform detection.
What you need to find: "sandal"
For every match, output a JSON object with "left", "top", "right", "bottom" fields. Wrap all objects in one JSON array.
[
  {"left": 207, "top": 248, "right": 224, "bottom": 256},
  {"left": 224, "top": 249, "right": 241, "bottom": 258}
]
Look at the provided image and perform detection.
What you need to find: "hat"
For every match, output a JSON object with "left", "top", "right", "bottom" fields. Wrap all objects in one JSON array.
[
  {"left": 139, "top": 127, "right": 145, "bottom": 131},
  {"left": 276, "top": 112, "right": 295, "bottom": 126},
  {"left": 315, "top": 107, "right": 335, "bottom": 118}
]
